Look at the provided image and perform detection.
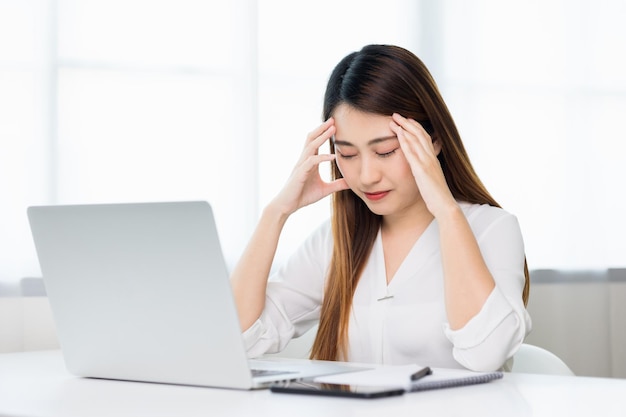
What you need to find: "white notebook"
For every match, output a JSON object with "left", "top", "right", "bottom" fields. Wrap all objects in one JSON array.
[{"left": 314, "top": 364, "right": 503, "bottom": 392}]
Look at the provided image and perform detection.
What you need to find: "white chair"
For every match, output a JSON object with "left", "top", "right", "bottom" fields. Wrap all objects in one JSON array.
[{"left": 511, "top": 343, "right": 575, "bottom": 376}]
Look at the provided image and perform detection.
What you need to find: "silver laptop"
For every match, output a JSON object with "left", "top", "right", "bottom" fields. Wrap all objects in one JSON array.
[{"left": 27, "top": 201, "right": 363, "bottom": 389}]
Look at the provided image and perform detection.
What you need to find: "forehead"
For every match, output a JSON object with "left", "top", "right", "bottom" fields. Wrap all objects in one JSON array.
[{"left": 333, "top": 104, "right": 394, "bottom": 145}]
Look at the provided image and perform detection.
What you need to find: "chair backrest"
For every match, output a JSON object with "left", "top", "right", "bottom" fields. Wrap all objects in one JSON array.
[{"left": 511, "top": 343, "right": 575, "bottom": 376}]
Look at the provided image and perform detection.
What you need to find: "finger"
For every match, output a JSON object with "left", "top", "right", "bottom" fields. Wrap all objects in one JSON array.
[
  {"left": 391, "top": 120, "right": 438, "bottom": 181},
  {"left": 304, "top": 125, "right": 335, "bottom": 159},
  {"left": 393, "top": 124, "right": 421, "bottom": 165},
  {"left": 391, "top": 113, "right": 434, "bottom": 151},
  {"left": 390, "top": 121, "right": 434, "bottom": 165},
  {"left": 389, "top": 119, "right": 421, "bottom": 158},
  {"left": 299, "top": 123, "right": 335, "bottom": 161},
  {"left": 295, "top": 153, "right": 337, "bottom": 177},
  {"left": 391, "top": 113, "right": 428, "bottom": 134},
  {"left": 325, "top": 178, "right": 350, "bottom": 195},
  {"left": 294, "top": 123, "right": 335, "bottom": 167},
  {"left": 305, "top": 118, "right": 335, "bottom": 146}
]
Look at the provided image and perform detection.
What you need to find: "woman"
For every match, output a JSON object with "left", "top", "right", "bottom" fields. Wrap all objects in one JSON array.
[{"left": 231, "top": 44, "right": 531, "bottom": 371}]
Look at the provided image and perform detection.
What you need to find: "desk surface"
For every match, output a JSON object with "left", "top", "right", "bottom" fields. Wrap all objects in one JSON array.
[{"left": 1, "top": 350, "right": 625, "bottom": 417}]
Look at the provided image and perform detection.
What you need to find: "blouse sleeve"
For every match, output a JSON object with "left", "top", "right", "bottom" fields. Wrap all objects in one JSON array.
[
  {"left": 241, "top": 221, "right": 332, "bottom": 358},
  {"left": 443, "top": 208, "right": 532, "bottom": 371}
]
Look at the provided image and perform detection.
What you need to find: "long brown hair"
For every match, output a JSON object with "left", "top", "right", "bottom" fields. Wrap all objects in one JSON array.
[{"left": 310, "top": 45, "right": 530, "bottom": 361}]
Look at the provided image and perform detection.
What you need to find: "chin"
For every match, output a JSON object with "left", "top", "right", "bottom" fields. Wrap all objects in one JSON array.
[{"left": 362, "top": 201, "right": 393, "bottom": 216}]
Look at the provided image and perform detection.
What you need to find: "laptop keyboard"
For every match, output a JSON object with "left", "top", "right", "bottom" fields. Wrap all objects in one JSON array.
[{"left": 251, "top": 369, "right": 297, "bottom": 378}]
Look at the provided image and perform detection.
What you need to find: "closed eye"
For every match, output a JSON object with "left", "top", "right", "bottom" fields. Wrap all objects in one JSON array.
[
  {"left": 336, "top": 150, "right": 356, "bottom": 159},
  {"left": 377, "top": 148, "right": 398, "bottom": 158}
]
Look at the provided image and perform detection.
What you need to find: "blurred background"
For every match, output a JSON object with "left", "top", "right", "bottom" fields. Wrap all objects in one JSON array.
[{"left": 1, "top": 0, "right": 625, "bottom": 282}]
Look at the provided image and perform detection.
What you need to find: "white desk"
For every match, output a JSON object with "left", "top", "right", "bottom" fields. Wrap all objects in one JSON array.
[{"left": 1, "top": 350, "right": 624, "bottom": 417}]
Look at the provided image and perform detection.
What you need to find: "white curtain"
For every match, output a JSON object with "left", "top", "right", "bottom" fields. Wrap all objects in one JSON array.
[{"left": 1, "top": 0, "right": 625, "bottom": 286}]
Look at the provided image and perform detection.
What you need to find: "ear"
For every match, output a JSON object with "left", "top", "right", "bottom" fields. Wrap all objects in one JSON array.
[{"left": 432, "top": 134, "right": 442, "bottom": 156}]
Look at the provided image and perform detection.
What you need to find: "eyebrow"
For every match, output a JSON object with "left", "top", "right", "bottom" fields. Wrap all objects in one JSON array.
[{"left": 333, "top": 135, "right": 398, "bottom": 147}]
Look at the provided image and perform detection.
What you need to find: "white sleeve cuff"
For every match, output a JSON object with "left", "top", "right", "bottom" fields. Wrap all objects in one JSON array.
[
  {"left": 443, "top": 286, "right": 513, "bottom": 348},
  {"left": 443, "top": 286, "right": 528, "bottom": 371},
  {"left": 241, "top": 318, "right": 276, "bottom": 359}
]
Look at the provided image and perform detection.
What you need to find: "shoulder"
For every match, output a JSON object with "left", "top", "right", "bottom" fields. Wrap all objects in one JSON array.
[
  {"left": 458, "top": 202, "right": 521, "bottom": 236},
  {"left": 307, "top": 218, "right": 333, "bottom": 245},
  {"left": 294, "top": 219, "right": 333, "bottom": 261},
  {"left": 271, "top": 219, "right": 333, "bottom": 284}
]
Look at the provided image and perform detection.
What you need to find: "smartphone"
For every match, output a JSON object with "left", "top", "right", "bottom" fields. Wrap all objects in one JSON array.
[{"left": 270, "top": 380, "right": 405, "bottom": 399}]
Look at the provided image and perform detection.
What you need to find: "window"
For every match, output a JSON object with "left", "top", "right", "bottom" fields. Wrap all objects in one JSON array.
[
  {"left": 438, "top": 0, "right": 626, "bottom": 268},
  {"left": 0, "top": 0, "right": 420, "bottom": 285},
  {"left": 1, "top": 0, "right": 625, "bottom": 287}
]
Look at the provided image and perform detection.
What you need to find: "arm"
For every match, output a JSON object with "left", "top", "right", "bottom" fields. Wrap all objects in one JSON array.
[
  {"left": 390, "top": 114, "right": 495, "bottom": 329},
  {"left": 231, "top": 118, "right": 348, "bottom": 331},
  {"left": 443, "top": 209, "right": 530, "bottom": 371},
  {"left": 230, "top": 204, "right": 289, "bottom": 332},
  {"left": 436, "top": 204, "right": 496, "bottom": 329},
  {"left": 390, "top": 114, "right": 529, "bottom": 370},
  {"left": 242, "top": 221, "right": 332, "bottom": 357}
]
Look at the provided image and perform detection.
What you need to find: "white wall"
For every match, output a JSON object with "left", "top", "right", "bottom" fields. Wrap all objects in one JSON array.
[
  {"left": 0, "top": 296, "right": 58, "bottom": 353},
  {"left": 525, "top": 269, "right": 626, "bottom": 378}
]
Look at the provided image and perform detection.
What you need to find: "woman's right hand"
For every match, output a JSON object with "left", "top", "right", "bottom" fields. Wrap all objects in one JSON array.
[
  {"left": 232, "top": 118, "right": 349, "bottom": 331},
  {"left": 271, "top": 118, "right": 349, "bottom": 216}
]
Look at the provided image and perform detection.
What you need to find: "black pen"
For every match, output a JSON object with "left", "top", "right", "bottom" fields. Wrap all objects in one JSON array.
[{"left": 410, "top": 366, "right": 432, "bottom": 381}]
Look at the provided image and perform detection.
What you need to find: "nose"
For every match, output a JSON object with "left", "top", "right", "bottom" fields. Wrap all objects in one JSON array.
[{"left": 359, "top": 154, "right": 382, "bottom": 186}]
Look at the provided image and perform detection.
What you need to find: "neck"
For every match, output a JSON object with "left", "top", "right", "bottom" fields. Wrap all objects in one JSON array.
[{"left": 381, "top": 202, "right": 434, "bottom": 235}]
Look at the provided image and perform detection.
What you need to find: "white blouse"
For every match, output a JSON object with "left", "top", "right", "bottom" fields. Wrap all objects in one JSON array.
[{"left": 242, "top": 202, "right": 532, "bottom": 371}]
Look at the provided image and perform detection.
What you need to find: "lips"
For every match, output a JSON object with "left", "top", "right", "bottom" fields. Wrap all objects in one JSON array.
[{"left": 363, "top": 191, "right": 389, "bottom": 201}]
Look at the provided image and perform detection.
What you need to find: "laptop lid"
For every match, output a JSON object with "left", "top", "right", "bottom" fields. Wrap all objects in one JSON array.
[{"left": 27, "top": 201, "right": 356, "bottom": 389}]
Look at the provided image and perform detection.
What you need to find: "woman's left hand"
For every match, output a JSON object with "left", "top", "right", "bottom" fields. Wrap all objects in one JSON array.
[{"left": 389, "top": 113, "right": 457, "bottom": 218}]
